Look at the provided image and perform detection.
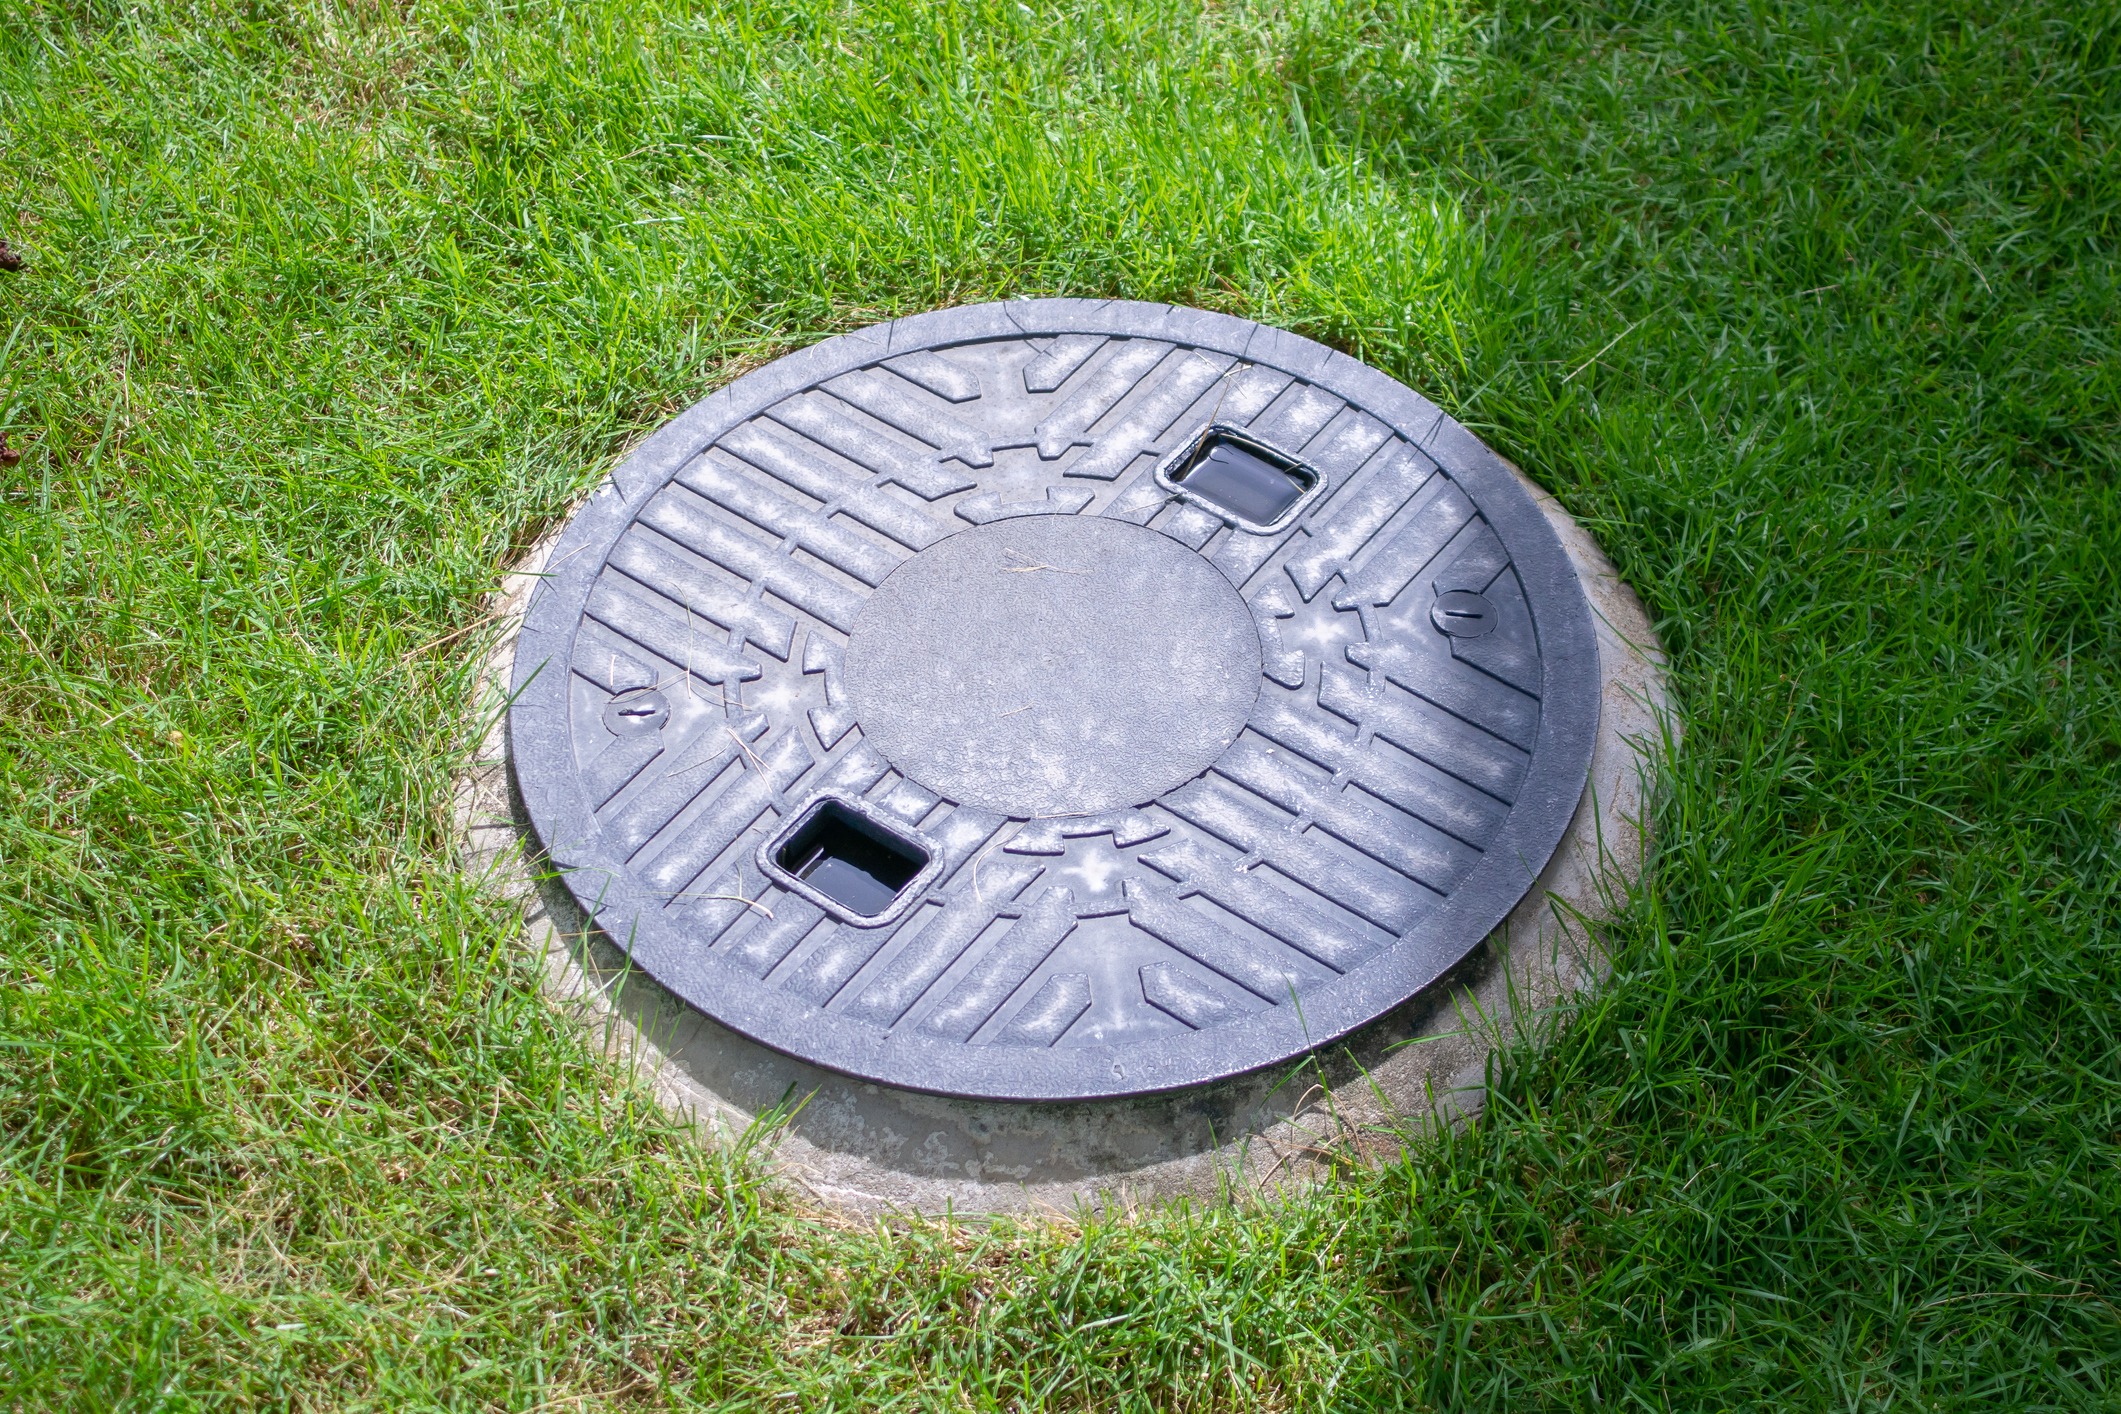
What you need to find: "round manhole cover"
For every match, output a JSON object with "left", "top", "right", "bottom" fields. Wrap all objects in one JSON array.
[{"left": 509, "top": 301, "right": 1599, "bottom": 1101}]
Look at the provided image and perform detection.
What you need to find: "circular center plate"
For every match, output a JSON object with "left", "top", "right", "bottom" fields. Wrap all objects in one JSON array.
[
  {"left": 844, "top": 517, "right": 1260, "bottom": 818},
  {"left": 508, "top": 300, "right": 1599, "bottom": 1101}
]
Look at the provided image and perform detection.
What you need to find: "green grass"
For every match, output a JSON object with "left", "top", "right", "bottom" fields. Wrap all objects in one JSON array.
[{"left": 2, "top": 0, "right": 2117, "bottom": 1407}]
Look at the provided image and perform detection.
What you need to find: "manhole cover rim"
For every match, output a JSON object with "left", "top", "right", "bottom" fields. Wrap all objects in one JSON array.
[{"left": 509, "top": 299, "right": 1599, "bottom": 1101}]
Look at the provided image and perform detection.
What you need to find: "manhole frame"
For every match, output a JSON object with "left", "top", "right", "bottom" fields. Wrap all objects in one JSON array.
[{"left": 508, "top": 299, "right": 1601, "bottom": 1102}]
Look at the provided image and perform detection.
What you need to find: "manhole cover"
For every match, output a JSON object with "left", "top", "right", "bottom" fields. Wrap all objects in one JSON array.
[{"left": 510, "top": 301, "right": 1598, "bottom": 1101}]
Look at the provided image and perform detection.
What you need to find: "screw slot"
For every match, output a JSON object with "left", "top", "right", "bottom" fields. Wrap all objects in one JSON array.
[
  {"left": 602, "top": 688, "right": 670, "bottom": 736},
  {"left": 1430, "top": 590, "right": 1498, "bottom": 638}
]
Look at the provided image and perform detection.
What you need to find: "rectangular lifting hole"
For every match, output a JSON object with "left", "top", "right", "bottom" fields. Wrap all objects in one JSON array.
[
  {"left": 774, "top": 800, "right": 929, "bottom": 918},
  {"left": 1165, "top": 429, "right": 1315, "bottom": 529}
]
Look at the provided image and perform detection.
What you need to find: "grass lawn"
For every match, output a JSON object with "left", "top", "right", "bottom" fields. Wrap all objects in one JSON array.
[{"left": 3, "top": 0, "right": 2118, "bottom": 1407}]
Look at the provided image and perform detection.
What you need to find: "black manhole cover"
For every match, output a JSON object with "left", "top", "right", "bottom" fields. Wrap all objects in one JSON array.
[{"left": 510, "top": 301, "right": 1598, "bottom": 1101}]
